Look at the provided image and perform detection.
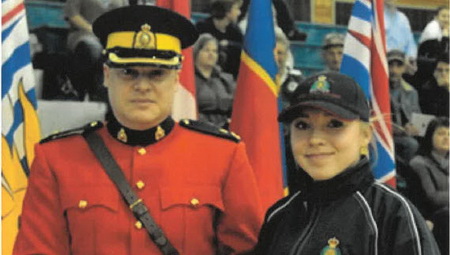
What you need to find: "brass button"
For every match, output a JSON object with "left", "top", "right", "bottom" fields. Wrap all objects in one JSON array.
[
  {"left": 190, "top": 198, "right": 200, "bottom": 207},
  {"left": 136, "top": 180, "right": 145, "bottom": 190},
  {"left": 137, "top": 148, "right": 146, "bottom": 155},
  {"left": 135, "top": 221, "right": 143, "bottom": 229},
  {"left": 78, "top": 200, "right": 88, "bottom": 209}
]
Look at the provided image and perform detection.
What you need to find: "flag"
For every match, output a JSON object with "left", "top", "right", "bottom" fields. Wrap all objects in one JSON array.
[
  {"left": 230, "top": 0, "right": 285, "bottom": 211},
  {"left": 157, "top": 0, "right": 197, "bottom": 121},
  {"left": 2, "top": 0, "right": 41, "bottom": 253},
  {"left": 340, "top": 0, "right": 396, "bottom": 186}
]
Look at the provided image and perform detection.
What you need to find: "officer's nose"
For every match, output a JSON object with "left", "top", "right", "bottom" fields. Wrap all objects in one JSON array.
[{"left": 133, "top": 77, "right": 153, "bottom": 92}]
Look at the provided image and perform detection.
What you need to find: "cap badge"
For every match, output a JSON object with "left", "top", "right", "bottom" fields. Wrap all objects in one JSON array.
[
  {"left": 155, "top": 125, "right": 165, "bottom": 141},
  {"left": 134, "top": 24, "right": 156, "bottom": 49},
  {"left": 117, "top": 128, "right": 128, "bottom": 143},
  {"left": 320, "top": 237, "right": 342, "bottom": 255},
  {"left": 310, "top": 75, "right": 331, "bottom": 94}
]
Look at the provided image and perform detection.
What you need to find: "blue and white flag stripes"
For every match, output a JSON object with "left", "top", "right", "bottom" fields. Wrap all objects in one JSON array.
[{"left": 341, "top": 0, "right": 396, "bottom": 186}]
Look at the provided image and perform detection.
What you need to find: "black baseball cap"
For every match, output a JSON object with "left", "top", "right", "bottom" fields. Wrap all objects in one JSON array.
[
  {"left": 278, "top": 72, "right": 370, "bottom": 123},
  {"left": 93, "top": 5, "right": 199, "bottom": 69}
]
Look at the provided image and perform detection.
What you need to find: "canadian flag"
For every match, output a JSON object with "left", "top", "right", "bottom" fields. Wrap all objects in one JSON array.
[{"left": 157, "top": 0, "right": 197, "bottom": 121}]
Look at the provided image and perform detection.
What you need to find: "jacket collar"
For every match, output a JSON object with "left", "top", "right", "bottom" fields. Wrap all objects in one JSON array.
[
  {"left": 400, "top": 78, "right": 414, "bottom": 91},
  {"left": 298, "top": 157, "right": 374, "bottom": 204},
  {"left": 106, "top": 116, "right": 175, "bottom": 146},
  {"left": 195, "top": 67, "right": 220, "bottom": 80}
]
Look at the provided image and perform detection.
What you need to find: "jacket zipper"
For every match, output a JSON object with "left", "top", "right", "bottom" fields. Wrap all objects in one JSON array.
[{"left": 289, "top": 203, "right": 320, "bottom": 255}]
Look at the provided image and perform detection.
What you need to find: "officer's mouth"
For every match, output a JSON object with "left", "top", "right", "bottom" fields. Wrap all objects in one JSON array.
[{"left": 130, "top": 99, "right": 155, "bottom": 106}]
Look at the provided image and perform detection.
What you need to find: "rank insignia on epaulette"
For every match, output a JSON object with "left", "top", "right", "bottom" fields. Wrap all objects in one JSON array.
[
  {"left": 179, "top": 119, "right": 240, "bottom": 143},
  {"left": 320, "top": 237, "right": 341, "bottom": 255},
  {"left": 40, "top": 121, "right": 103, "bottom": 144}
]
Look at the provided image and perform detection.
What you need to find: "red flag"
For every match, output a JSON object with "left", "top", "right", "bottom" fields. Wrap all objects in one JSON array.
[
  {"left": 230, "top": 0, "right": 284, "bottom": 211},
  {"left": 157, "top": 0, "right": 197, "bottom": 120}
]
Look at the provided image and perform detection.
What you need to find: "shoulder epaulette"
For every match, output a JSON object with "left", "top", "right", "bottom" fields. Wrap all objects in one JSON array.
[
  {"left": 179, "top": 119, "right": 240, "bottom": 143},
  {"left": 40, "top": 121, "right": 103, "bottom": 144}
]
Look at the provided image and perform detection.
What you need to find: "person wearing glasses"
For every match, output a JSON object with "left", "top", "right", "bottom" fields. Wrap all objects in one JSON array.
[{"left": 13, "top": 5, "right": 263, "bottom": 255}]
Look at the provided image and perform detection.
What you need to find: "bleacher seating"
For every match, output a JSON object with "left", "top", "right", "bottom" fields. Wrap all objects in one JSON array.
[{"left": 24, "top": 1, "right": 422, "bottom": 79}]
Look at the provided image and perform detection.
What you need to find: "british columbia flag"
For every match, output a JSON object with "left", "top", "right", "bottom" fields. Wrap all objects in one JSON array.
[
  {"left": 340, "top": 0, "right": 396, "bottom": 186},
  {"left": 3, "top": 0, "right": 41, "bottom": 253}
]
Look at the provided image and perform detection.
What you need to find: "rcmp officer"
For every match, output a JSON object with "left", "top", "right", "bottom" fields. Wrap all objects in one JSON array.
[{"left": 13, "top": 5, "right": 263, "bottom": 255}]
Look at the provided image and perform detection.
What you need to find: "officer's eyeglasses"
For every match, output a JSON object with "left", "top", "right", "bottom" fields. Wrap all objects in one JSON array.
[{"left": 111, "top": 68, "right": 172, "bottom": 83}]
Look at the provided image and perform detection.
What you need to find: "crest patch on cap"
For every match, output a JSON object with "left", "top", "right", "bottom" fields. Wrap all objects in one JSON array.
[
  {"left": 320, "top": 237, "right": 342, "bottom": 255},
  {"left": 135, "top": 24, "right": 156, "bottom": 49},
  {"left": 309, "top": 75, "right": 331, "bottom": 94}
]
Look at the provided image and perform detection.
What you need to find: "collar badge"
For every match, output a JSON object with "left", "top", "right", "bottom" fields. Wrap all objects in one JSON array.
[
  {"left": 310, "top": 75, "right": 331, "bottom": 94},
  {"left": 155, "top": 125, "right": 165, "bottom": 141},
  {"left": 320, "top": 237, "right": 341, "bottom": 255},
  {"left": 117, "top": 128, "right": 128, "bottom": 143}
]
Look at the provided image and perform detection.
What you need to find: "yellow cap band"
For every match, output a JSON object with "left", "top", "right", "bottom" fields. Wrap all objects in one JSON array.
[{"left": 106, "top": 31, "right": 181, "bottom": 54}]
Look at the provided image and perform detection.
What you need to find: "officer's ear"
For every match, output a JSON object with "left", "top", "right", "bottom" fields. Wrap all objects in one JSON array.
[
  {"left": 174, "top": 70, "right": 181, "bottom": 92},
  {"left": 103, "top": 64, "right": 111, "bottom": 88}
]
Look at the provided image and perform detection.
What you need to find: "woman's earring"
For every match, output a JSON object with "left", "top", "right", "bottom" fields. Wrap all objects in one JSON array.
[{"left": 360, "top": 146, "right": 369, "bottom": 156}]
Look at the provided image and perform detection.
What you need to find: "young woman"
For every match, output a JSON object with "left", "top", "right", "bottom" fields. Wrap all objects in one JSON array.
[
  {"left": 409, "top": 117, "right": 449, "bottom": 255},
  {"left": 253, "top": 72, "right": 440, "bottom": 255}
]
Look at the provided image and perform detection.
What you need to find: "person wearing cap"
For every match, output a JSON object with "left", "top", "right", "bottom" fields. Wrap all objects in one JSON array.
[
  {"left": 387, "top": 49, "right": 422, "bottom": 163},
  {"left": 321, "top": 32, "right": 345, "bottom": 72},
  {"left": 13, "top": 5, "right": 263, "bottom": 255},
  {"left": 252, "top": 72, "right": 439, "bottom": 255}
]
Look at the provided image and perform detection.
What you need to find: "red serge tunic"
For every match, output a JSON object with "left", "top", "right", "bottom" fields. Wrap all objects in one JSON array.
[{"left": 14, "top": 118, "right": 263, "bottom": 255}]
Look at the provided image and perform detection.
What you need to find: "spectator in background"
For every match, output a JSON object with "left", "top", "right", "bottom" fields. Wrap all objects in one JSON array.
[
  {"left": 417, "top": 54, "right": 449, "bottom": 118},
  {"left": 413, "top": 6, "right": 449, "bottom": 87},
  {"left": 196, "top": 0, "right": 243, "bottom": 79},
  {"left": 275, "top": 28, "right": 304, "bottom": 105},
  {"left": 384, "top": 0, "right": 417, "bottom": 75},
  {"left": 419, "top": 6, "right": 449, "bottom": 43},
  {"left": 409, "top": 117, "right": 449, "bottom": 255},
  {"left": 194, "top": 34, "right": 236, "bottom": 129},
  {"left": 274, "top": 28, "right": 304, "bottom": 192},
  {"left": 64, "top": 0, "right": 127, "bottom": 101},
  {"left": 321, "top": 33, "right": 345, "bottom": 72},
  {"left": 239, "top": 0, "right": 307, "bottom": 41},
  {"left": 388, "top": 50, "right": 421, "bottom": 163}
]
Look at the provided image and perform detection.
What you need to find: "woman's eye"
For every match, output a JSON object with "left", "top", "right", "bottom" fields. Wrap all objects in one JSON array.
[
  {"left": 293, "top": 120, "right": 309, "bottom": 130},
  {"left": 328, "top": 119, "right": 344, "bottom": 128}
]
